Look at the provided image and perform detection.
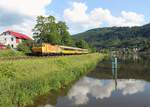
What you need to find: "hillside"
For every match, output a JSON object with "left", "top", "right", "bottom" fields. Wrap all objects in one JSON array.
[{"left": 74, "top": 23, "right": 150, "bottom": 50}]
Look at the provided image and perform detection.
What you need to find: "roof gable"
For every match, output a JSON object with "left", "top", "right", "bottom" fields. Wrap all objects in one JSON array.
[{"left": 4, "top": 30, "right": 32, "bottom": 40}]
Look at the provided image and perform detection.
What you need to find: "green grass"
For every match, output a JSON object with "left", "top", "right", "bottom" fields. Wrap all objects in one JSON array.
[
  {"left": 0, "top": 49, "right": 25, "bottom": 57},
  {"left": 0, "top": 53, "right": 104, "bottom": 107}
]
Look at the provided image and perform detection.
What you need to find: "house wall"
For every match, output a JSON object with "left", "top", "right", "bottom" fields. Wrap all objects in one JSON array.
[{"left": 0, "top": 33, "right": 21, "bottom": 48}]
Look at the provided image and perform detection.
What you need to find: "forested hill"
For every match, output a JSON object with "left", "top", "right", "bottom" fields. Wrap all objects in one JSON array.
[{"left": 73, "top": 23, "right": 150, "bottom": 50}]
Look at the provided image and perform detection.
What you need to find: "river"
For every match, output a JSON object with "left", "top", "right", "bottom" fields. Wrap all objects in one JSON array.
[{"left": 27, "top": 55, "right": 150, "bottom": 107}]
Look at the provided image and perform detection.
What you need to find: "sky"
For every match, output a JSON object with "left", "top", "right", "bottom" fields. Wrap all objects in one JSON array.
[{"left": 0, "top": 0, "right": 150, "bottom": 37}]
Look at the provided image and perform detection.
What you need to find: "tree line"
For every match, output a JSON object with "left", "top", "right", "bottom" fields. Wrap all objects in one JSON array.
[{"left": 74, "top": 23, "right": 150, "bottom": 51}]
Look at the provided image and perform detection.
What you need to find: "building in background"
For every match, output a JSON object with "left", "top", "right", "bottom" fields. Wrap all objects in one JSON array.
[{"left": 0, "top": 30, "right": 32, "bottom": 49}]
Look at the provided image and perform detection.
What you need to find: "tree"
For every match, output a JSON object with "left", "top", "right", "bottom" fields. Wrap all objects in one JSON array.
[
  {"left": 33, "top": 16, "right": 61, "bottom": 44},
  {"left": 75, "top": 39, "right": 89, "bottom": 49},
  {"left": 33, "top": 16, "right": 73, "bottom": 46},
  {"left": 57, "top": 21, "right": 73, "bottom": 46}
]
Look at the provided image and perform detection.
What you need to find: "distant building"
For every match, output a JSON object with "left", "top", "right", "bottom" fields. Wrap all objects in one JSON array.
[{"left": 0, "top": 30, "right": 32, "bottom": 48}]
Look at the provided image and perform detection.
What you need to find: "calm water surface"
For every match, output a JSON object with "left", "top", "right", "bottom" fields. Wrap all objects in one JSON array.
[{"left": 28, "top": 55, "right": 150, "bottom": 107}]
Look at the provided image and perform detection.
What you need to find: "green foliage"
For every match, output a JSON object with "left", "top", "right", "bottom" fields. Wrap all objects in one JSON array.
[
  {"left": 33, "top": 16, "right": 60, "bottom": 44},
  {"left": 0, "top": 53, "right": 104, "bottom": 107},
  {"left": 75, "top": 39, "right": 89, "bottom": 49},
  {"left": 0, "top": 50, "right": 25, "bottom": 57},
  {"left": 74, "top": 23, "right": 150, "bottom": 50},
  {"left": 6, "top": 44, "right": 11, "bottom": 49},
  {"left": 33, "top": 16, "right": 73, "bottom": 46},
  {"left": 75, "top": 39, "right": 97, "bottom": 52},
  {"left": 57, "top": 21, "right": 73, "bottom": 46},
  {"left": 17, "top": 40, "right": 33, "bottom": 53},
  {"left": 88, "top": 44, "right": 97, "bottom": 52}
]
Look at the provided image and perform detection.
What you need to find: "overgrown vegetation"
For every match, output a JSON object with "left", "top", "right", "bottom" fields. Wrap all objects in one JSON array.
[{"left": 0, "top": 53, "right": 104, "bottom": 107}]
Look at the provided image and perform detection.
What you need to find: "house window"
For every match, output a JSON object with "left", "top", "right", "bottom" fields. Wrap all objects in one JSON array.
[
  {"left": 11, "top": 38, "right": 14, "bottom": 41},
  {"left": 3, "top": 32, "right": 7, "bottom": 36},
  {"left": 11, "top": 44, "right": 13, "bottom": 48}
]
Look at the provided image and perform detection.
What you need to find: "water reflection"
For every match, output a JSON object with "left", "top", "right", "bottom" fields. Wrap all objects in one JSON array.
[
  {"left": 118, "top": 79, "right": 145, "bottom": 95},
  {"left": 68, "top": 77, "right": 145, "bottom": 106},
  {"left": 68, "top": 77, "right": 114, "bottom": 105},
  {"left": 38, "top": 104, "right": 54, "bottom": 107}
]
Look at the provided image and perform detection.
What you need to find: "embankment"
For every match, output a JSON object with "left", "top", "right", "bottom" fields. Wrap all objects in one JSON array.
[{"left": 0, "top": 53, "right": 104, "bottom": 107}]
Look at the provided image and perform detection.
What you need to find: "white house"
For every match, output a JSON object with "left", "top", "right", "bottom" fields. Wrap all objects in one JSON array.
[{"left": 0, "top": 30, "right": 32, "bottom": 49}]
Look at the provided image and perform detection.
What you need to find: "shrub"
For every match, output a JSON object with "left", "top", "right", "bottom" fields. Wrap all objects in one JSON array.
[{"left": 17, "top": 40, "right": 33, "bottom": 53}]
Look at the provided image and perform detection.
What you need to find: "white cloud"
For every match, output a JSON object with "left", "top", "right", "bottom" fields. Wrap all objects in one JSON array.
[
  {"left": 64, "top": 2, "right": 88, "bottom": 23},
  {"left": 10, "top": 19, "right": 36, "bottom": 36},
  {"left": 68, "top": 77, "right": 115, "bottom": 105},
  {"left": 64, "top": 2, "right": 145, "bottom": 34},
  {"left": 107, "top": 11, "right": 144, "bottom": 27},
  {"left": 68, "top": 77, "right": 145, "bottom": 106},
  {"left": 0, "top": 0, "right": 52, "bottom": 16},
  {"left": 117, "top": 79, "right": 145, "bottom": 95},
  {"left": 0, "top": 1, "right": 145, "bottom": 36},
  {"left": 0, "top": 0, "right": 52, "bottom": 37}
]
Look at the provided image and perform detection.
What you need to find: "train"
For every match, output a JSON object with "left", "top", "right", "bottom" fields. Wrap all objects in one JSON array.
[{"left": 31, "top": 43, "right": 88, "bottom": 55}]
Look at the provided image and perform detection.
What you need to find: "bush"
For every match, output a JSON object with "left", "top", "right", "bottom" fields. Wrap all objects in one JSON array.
[
  {"left": 17, "top": 40, "right": 33, "bottom": 53},
  {"left": 17, "top": 43, "right": 31, "bottom": 53}
]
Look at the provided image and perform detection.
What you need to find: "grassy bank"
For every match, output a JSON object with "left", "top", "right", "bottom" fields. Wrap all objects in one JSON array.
[
  {"left": 0, "top": 53, "right": 104, "bottom": 107},
  {"left": 0, "top": 49, "right": 25, "bottom": 57}
]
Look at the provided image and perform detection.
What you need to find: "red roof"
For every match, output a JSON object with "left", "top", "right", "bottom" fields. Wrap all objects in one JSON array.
[
  {"left": 5, "top": 30, "right": 32, "bottom": 40},
  {"left": 0, "top": 43, "right": 6, "bottom": 49},
  {"left": 0, "top": 43, "right": 5, "bottom": 46}
]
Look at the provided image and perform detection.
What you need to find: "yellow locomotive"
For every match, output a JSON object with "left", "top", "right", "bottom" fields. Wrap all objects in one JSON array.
[{"left": 32, "top": 43, "right": 88, "bottom": 55}]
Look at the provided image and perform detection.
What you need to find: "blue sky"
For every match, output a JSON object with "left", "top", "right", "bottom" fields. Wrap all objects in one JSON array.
[
  {"left": 48, "top": 0, "right": 150, "bottom": 23},
  {"left": 0, "top": 0, "right": 149, "bottom": 36},
  {"left": 48, "top": 0, "right": 149, "bottom": 17}
]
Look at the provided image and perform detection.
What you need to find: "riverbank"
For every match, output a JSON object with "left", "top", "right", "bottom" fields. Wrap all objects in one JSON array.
[{"left": 0, "top": 53, "right": 104, "bottom": 107}]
